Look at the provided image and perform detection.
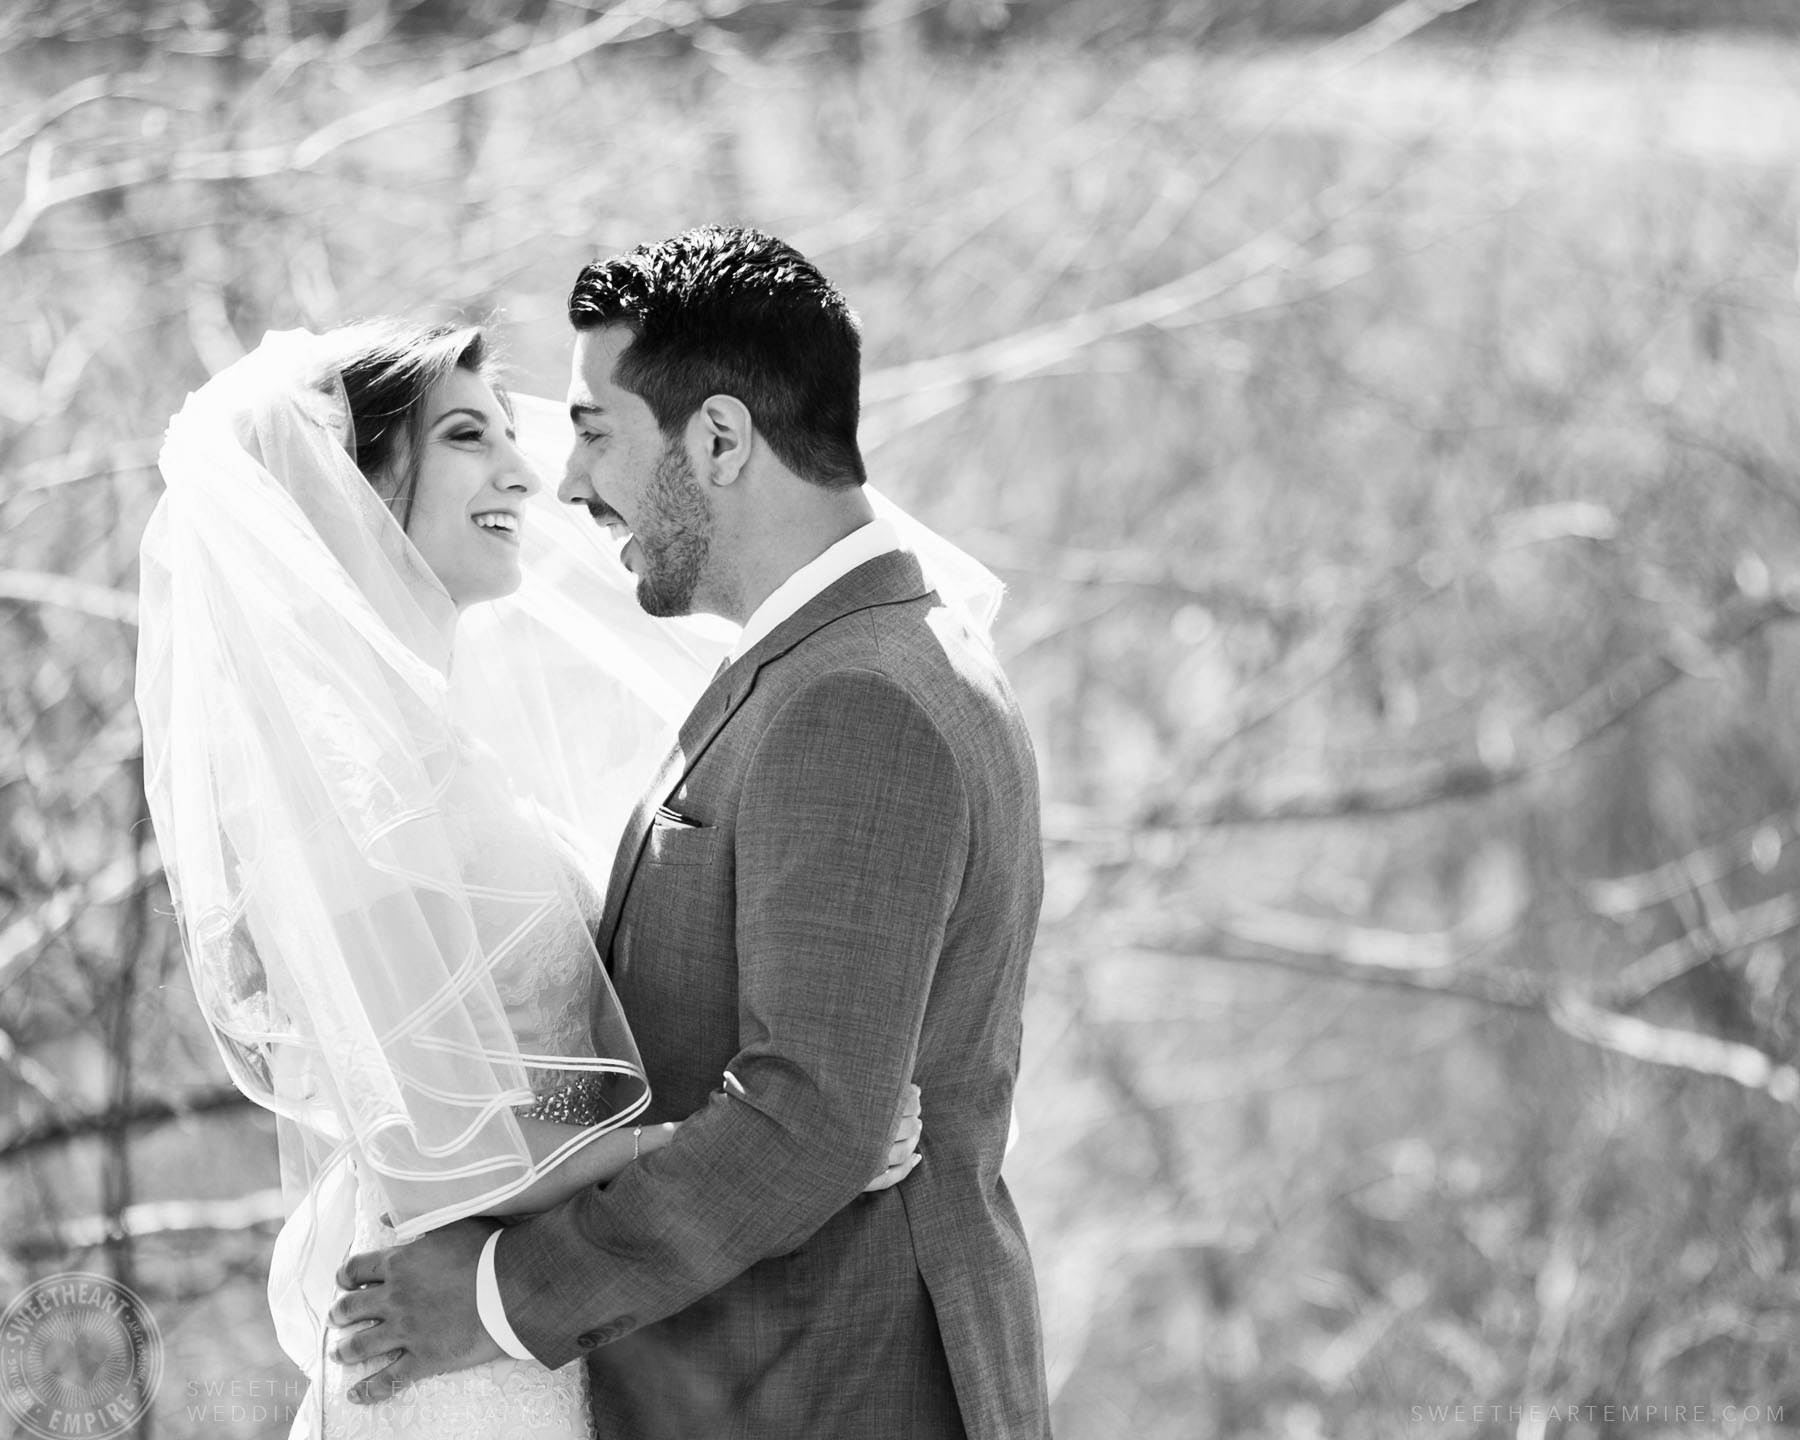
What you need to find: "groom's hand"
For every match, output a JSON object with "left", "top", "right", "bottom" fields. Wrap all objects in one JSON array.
[{"left": 329, "top": 1218, "right": 506, "bottom": 1403}]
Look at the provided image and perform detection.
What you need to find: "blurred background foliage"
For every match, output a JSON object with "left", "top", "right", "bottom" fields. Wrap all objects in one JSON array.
[{"left": 5, "top": 0, "right": 1800, "bottom": 1435}]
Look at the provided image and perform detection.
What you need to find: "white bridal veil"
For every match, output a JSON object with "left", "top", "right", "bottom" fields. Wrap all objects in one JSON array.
[{"left": 137, "top": 332, "right": 717, "bottom": 1240}]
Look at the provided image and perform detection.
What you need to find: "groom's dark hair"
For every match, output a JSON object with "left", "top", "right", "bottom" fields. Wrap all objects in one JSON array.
[{"left": 567, "top": 226, "right": 866, "bottom": 489}]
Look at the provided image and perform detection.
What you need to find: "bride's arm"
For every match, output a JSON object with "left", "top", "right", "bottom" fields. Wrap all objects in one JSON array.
[
  {"left": 480, "top": 1118, "right": 679, "bottom": 1216},
  {"left": 482, "top": 1080, "right": 926, "bottom": 1217}
]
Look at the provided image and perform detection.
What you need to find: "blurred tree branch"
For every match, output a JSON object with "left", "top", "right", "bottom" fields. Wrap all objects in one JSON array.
[
  {"left": 0, "top": 1021, "right": 74, "bottom": 1112},
  {"left": 1312, "top": 0, "right": 1488, "bottom": 70},
  {"left": 0, "top": 569, "right": 140, "bottom": 624},
  {"left": 1604, "top": 892, "right": 1800, "bottom": 1009},
  {"left": 21, "top": 1188, "right": 284, "bottom": 1257},
  {"left": 1, "top": 446, "right": 160, "bottom": 503},
  {"left": 966, "top": 529, "right": 1303, "bottom": 620},
  {"left": 1548, "top": 992, "right": 1800, "bottom": 1104},
  {"left": 1159, "top": 587, "right": 1800, "bottom": 828},
  {"left": 1137, "top": 913, "right": 1800, "bottom": 1105},
  {"left": 1184, "top": 502, "right": 1620, "bottom": 775},
  {"left": 0, "top": 0, "right": 756, "bottom": 259},
  {"left": 1668, "top": 427, "right": 1800, "bottom": 523},
  {"left": 862, "top": 159, "right": 1518, "bottom": 443},
  {"left": 1136, "top": 924, "right": 1546, "bottom": 1013},
  {"left": 0, "top": 1084, "right": 251, "bottom": 1164},
  {"left": 1584, "top": 807, "right": 1798, "bottom": 918},
  {"left": 0, "top": 74, "right": 158, "bottom": 162},
  {"left": 0, "top": 719, "right": 142, "bottom": 791},
  {"left": 0, "top": 846, "right": 160, "bottom": 989}
]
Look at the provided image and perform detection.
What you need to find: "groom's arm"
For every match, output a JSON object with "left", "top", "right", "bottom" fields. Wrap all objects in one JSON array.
[{"left": 496, "top": 667, "right": 970, "bottom": 1364}]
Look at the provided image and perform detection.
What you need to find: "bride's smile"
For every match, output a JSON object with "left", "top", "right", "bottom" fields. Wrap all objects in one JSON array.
[
  {"left": 397, "top": 367, "right": 539, "bottom": 608},
  {"left": 471, "top": 508, "right": 521, "bottom": 540}
]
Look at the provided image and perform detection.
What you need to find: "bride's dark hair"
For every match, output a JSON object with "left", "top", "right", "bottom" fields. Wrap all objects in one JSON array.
[{"left": 332, "top": 320, "right": 502, "bottom": 528}]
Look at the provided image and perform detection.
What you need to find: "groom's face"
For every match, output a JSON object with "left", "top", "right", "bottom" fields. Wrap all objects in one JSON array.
[{"left": 561, "top": 326, "right": 714, "bottom": 618}]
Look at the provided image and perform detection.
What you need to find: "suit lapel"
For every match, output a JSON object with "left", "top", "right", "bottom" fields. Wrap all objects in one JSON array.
[{"left": 593, "top": 549, "right": 934, "bottom": 963}]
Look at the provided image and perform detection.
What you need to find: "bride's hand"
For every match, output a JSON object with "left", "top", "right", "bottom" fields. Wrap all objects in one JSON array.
[{"left": 863, "top": 1082, "right": 923, "bottom": 1192}]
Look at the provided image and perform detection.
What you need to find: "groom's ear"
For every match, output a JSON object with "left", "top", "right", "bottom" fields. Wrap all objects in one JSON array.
[{"left": 693, "top": 395, "right": 752, "bottom": 488}]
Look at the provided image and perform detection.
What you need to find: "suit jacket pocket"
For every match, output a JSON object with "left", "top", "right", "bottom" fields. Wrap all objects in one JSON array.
[{"left": 645, "top": 816, "right": 720, "bottom": 867}]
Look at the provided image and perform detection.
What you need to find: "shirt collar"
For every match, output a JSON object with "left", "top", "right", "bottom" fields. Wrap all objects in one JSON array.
[{"left": 726, "top": 519, "right": 902, "bottom": 663}]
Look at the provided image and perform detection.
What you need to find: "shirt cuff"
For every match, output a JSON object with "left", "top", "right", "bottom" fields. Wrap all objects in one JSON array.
[{"left": 476, "top": 1227, "right": 536, "bottom": 1362}]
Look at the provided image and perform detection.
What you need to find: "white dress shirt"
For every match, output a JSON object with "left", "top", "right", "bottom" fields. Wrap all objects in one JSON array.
[
  {"left": 476, "top": 517, "right": 904, "bottom": 1361},
  {"left": 724, "top": 518, "right": 902, "bottom": 663},
  {"left": 477, "top": 1227, "right": 536, "bottom": 1359}
]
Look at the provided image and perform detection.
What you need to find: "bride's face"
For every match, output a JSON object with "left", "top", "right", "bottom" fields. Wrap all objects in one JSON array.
[{"left": 398, "top": 368, "right": 540, "bottom": 608}]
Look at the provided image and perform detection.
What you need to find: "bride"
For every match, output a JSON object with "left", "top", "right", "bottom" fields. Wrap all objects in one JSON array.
[{"left": 135, "top": 323, "right": 923, "bottom": 1438}]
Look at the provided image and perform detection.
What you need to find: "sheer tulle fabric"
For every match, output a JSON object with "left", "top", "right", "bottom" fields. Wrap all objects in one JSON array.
[{"left": 137, "top": 334, "right": 699, "bottom": 1256}]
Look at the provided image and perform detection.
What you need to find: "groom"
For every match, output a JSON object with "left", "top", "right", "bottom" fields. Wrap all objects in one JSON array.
[{"left": 331, "top": 226, "right": 1050, "bottom": 1438}]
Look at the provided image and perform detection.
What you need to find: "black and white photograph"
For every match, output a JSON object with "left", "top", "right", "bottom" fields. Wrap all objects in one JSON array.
[{"left": 4, "top": 1, "right": 1800, "bottom": 1436}]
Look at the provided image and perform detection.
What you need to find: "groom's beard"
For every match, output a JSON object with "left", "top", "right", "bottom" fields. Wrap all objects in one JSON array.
[{"left": 633, "top": 439, "right": 712, "bottom": 619}]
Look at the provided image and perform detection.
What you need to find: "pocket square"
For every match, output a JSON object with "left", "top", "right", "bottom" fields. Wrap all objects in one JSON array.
[{"left": 654, "top": 804, "right": 701, "bottom": 829}]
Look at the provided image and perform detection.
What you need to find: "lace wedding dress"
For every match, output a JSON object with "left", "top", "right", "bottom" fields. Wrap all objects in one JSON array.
[
  {"left": 296, "top": 1187, "right": 594, "bottom": 1440},
  {"left": 278, "top": 733, "right": 615, "bottom": 1440}
]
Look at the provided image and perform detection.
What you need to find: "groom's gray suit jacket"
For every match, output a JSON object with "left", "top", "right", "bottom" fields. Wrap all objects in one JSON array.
[{"left": 500, "top": 549, "right": 1051, "bottom": 1439}]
